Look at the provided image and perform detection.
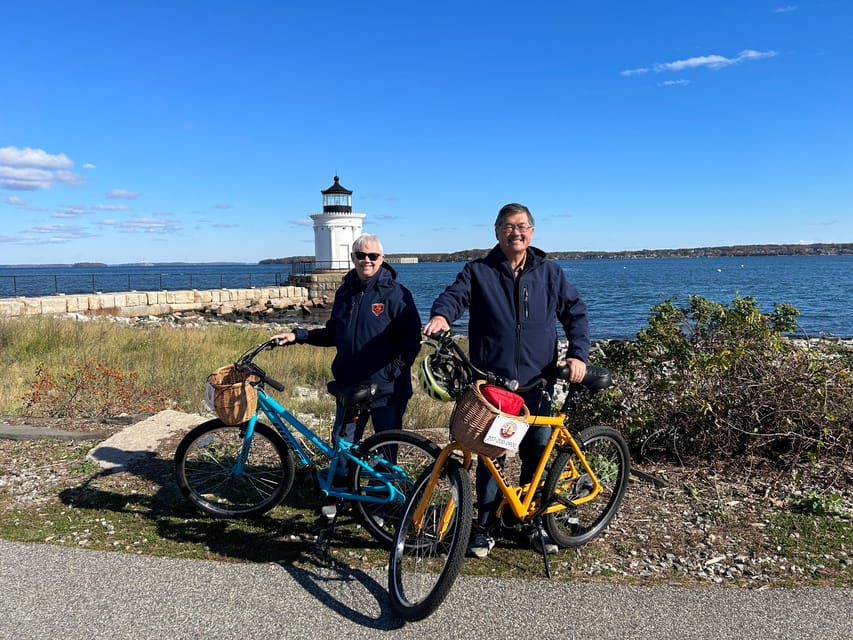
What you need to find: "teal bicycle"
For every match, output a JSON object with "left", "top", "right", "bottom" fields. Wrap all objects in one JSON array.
[{"left": 174, "top": 339, "right": 440, "bottom": 548}]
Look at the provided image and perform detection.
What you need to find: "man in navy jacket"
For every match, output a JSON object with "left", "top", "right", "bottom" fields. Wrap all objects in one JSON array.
[
  {"left": 423, "top": 203, "right": 589, "bottom": 558},
  {"left": 274, "top": 233, "right": 421, "bottom": 440}
]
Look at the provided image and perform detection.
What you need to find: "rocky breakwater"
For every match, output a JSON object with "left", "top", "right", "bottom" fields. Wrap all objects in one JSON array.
[{"left": 0, "top": 285, "right": 331, "bottom": 322}]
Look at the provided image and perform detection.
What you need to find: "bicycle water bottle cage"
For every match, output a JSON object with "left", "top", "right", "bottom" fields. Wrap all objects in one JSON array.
[{"left": 326, "top": 381, "right": 378, "bottom": 408}]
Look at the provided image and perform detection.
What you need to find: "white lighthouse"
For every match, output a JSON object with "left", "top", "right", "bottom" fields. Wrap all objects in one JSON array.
[{"left": 310, "top": 176, "right": 366, "bottom": 271}]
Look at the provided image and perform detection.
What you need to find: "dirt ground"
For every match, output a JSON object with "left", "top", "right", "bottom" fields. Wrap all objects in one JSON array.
[{"left": 1, "top": 412, "right": 851, "bottom": 587}]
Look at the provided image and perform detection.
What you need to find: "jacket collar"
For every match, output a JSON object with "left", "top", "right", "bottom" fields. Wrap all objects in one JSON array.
[
  {"left": 486, "top": 244, "right": 547, "bottom": 268},
  {"left": 343, "top": 261, "right": 397, "bottom": 290}
]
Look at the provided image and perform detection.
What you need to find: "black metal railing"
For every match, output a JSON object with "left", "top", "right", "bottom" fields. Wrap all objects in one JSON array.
[
  {"left": 288, "top": 260, "right": 351, "bottom": 275},
  {"left": 0, "top": 271, "right": 291, "bottom": 298}
]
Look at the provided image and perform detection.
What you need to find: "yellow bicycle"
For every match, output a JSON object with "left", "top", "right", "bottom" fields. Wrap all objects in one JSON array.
[{"left": 388, "top": 332, "right": 630, "bottom": 621}]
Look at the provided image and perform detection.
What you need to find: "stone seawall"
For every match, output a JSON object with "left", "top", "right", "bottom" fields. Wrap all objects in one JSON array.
[{"left": 0, "top": 285, "right": 315, "bottom": 319}]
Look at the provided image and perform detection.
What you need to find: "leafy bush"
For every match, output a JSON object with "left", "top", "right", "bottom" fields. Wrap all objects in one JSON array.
[
  {"left": 22, "top": 358, "right": 180, "bottom": 418},
  {"left": 579, "top": 295, "right": 853, "bottom": 463}
]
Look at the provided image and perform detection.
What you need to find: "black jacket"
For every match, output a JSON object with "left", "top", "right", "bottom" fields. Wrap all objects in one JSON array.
[
  {"left": 430, "top": 245, "right": 589, "bottom": 388},
  {"left": 295, "top": 262, "right": 421, "bottom": 406}
]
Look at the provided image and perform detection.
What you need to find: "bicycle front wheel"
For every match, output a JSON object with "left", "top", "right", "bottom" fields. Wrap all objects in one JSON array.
[
  {"left": 388, "top": 458, "right": 473, "bottom": 622},
  {"left": 543, "top": 425, "right": 630, "bottom": 548},
  {"left": 350, "top": 429, "right": 442, "bottom": 548},
  {"left": 174, "top": 419, "right": 295, "bottom": 518}
]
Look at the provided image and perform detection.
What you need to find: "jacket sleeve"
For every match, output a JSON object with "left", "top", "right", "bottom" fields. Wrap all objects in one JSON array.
[
  {"left": 556, "top": 274, "right": 590, "bottom": 363},
  {"left": 429, "top": 262, "right": 473, "bottom": 324},
  {"left": 385, "top": 286, "right": 422, "bottom": 382},
  {"left": 294, "top": 323, "right": 335, "bottom": 347}
]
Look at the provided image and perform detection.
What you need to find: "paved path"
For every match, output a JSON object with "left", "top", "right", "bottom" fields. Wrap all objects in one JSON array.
[
  {"left": 1, "top": 539, "right": 851, "bottom": 640},
  {"left": 2, "top": 416, "right": 851, "bottom": 638}
]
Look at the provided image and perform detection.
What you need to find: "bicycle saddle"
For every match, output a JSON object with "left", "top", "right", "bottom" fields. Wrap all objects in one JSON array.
[{"left": 326, "top": 381, "right": 378, "bottom": 407}]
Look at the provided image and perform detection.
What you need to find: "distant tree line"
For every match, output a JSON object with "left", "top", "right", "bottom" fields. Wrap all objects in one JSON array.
[{"left": 260, "top": 243, "right": 853, "bottom": 265}]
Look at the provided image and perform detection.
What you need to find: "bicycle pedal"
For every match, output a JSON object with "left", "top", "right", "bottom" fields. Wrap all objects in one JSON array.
[{"left": 320, "top": 503, "right": 338, "bottom": 519}]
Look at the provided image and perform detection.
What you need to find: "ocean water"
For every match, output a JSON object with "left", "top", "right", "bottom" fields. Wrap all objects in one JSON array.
[{"left": 1, "top": 255, "right": 851, "bottom": 340}]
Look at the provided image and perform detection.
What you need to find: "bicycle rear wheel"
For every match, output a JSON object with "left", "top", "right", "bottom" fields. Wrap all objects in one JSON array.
[
  {"left": 350, "top": 429, "right": 441, "bottom": 548},
  {"left": 174, "top": 419, "right": 295, "bottom": 518},
  {"left": 543, "top": 425, "right": 630, "bottom": 548},
  {"left": 388, "top": 458, "right": 473, "bottom": 622}
]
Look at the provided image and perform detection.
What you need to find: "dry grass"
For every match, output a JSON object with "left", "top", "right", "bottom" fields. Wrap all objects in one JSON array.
[{"left": 0, "top": 316, "right": 453, "bottom": 433}]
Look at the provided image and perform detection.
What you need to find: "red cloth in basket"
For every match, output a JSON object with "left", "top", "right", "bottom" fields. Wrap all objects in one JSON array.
[{"left": 480, "top": 384, "right": 524, "bottom": 415}]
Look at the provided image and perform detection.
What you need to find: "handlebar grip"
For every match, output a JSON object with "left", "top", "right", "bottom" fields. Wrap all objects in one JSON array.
[
  {"left": 424, "top": 330, "right": 449, "bottom": 340},
  {"left": 265, "top": 377, "right": 285, "bottom": 392}
]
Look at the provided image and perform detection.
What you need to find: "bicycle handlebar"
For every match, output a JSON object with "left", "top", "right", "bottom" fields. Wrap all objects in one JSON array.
[
  {"left": 234, "top": 339, "right": 285, "bottom": 392},
  {"left": 423, "top": 331, "right": 541, "bottom": 393},
  {"left": 423, "top": 330, "right": 611, "bottom": 396}
]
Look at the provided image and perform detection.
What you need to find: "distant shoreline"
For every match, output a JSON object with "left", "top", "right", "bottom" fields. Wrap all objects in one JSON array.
[
  {"left": 1, "top": 242, "right": 851, "bottom": 269},
  {"left": 261, "top": 242, "right": 853, "bottom": 265}
]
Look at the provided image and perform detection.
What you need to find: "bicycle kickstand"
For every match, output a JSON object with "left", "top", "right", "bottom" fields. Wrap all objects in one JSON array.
[
  {"left": 533, "top": 517, "right": 553, "bottom": 579},
  {"left": 317, "top": 505, "right": 341, "bottom": 565}
]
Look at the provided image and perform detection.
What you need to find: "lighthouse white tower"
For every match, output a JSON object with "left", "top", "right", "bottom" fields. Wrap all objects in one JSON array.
[{"left": 310, "top": 176, "right": 366, "bottom": 271}]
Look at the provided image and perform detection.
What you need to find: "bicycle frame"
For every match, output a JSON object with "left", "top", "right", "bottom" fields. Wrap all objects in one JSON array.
[
  {"left": 413, "top": 411, "right": 604, "bottom": 536},
  {"left": 236, "top": 386, "right": 407, "bottom": 506},
  {"left": 413, "top": 331, "right": 611, "bottom": 534},
  {"left": 481, "top": 414, "right": 604, "bottom": 523}
]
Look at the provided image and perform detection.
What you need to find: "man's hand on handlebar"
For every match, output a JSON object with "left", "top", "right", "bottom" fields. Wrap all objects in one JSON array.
[
  {"left": 558, "top": 357, "right": 587, "bottom": 384},
  {"left": 423, "top": 315, "right": 450, "bottom": 337},
  {"left": 271, "top": 332, "right": 297, "bottom": 346}
]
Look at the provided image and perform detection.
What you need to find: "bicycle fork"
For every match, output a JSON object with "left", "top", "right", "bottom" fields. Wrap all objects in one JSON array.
[{"left": 412, "top": 447, "right": 470, "bottom": 540}]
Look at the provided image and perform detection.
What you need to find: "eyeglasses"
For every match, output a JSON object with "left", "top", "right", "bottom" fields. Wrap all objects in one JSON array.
[
  {"left": 353, "top": 251, "right": 382, "bottom": 261},
  {"left": 498, "top": 223, "right": 533, "bottom": 233}
]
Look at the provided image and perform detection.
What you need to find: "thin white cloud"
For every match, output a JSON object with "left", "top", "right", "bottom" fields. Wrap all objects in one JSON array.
[
  {"left": 0, "top": 146, "right": 72, "bottom": 169},
  {"left": 106, "top": 189, "right": 141, "bottom": 199},
  {"left": 773, "top": 5, "right": 797, "bottom": 13},
  {"left": 93, "top": 203, "right": 131, "bottom": 211},
  {"left": 83, "top": 163, "right": 96, "bottom": 169},
  {"left": 622, "top": 49, "right": 778, "bottom": 77},
  {"left": 117, "top": 217, "right": 181, "bottom": 234},
  {"left": 0, "top": 166, "right": 56, "bottom": 190},
  {"left": 4, "top": 195, "right": 49, "bottom": 212},
  {"left": 293, "top": 217, "right": 313, "bottom": 226},
  {"left": 52, "top": 205, "right": 88, "bottom": 218},
  {"left": 30, "top": 223, "right": 96, "bottom": 241},
  {"left": 659, "top": 79, "right": 691, "bottom": 87},
  {"left": 212, "top": 202, "right": 232, "bottom": 209},
  {"left": 0, "top": 146, "right": 85, "bottom": 190}
]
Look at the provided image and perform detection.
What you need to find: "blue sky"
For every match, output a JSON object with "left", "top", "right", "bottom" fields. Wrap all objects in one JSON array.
[{"left": 1, "top": 1, "right": 851, "bottom": 265}]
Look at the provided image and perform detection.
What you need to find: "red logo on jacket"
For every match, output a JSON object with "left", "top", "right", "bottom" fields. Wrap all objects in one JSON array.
[{"left": 372, "top": 303, "right": 385, "bottom": 316}]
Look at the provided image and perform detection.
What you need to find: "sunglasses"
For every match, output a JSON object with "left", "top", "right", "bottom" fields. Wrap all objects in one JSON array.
[{"left": 353, "top": 251, "right": 382, "bottom": 261}]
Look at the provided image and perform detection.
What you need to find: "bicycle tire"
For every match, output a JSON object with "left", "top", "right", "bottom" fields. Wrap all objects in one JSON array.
[
  {"left": 543, "top": 425, "right": 630, "bottom": 548},
  {"left": 349, "top": 429, "right": 442, "bottom": 548},
  {"left": 388, "top": 458, "right": 473, "bottom": 622},
  {"left": 174, "top": 419, "right": 295, "bottom": 518}
]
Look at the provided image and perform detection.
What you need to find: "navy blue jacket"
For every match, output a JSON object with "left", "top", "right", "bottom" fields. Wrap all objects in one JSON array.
[
  {"left": 294, "top": 262, "right": 421, "bottom": 406},
  {"left": 430, "top": 245, "right": 589, "bottom": 389}
]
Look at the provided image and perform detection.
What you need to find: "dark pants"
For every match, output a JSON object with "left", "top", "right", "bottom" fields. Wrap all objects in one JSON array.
[
  {"left": 475, "top": 388, "right": 552, "bottom": 531},
  {"left": 333, "top": 396, "right": 407, "bottom": 443}
]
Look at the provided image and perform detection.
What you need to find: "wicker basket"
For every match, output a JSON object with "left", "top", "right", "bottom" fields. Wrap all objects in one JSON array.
[
  {"left": 206, "top": 364, "right": 259, "bottom": 425},
  {"left": 450, "top": 380, "right": 530, "bottom": 458}
]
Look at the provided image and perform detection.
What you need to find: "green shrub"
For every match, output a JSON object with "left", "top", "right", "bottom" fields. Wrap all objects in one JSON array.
[{"left": 581, "top": 295, "right": 853, "bottom": 463}]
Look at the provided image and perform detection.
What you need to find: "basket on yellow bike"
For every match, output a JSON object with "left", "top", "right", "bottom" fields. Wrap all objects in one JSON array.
[
  {"left": 450, "top": 380, "right": 529, "bottom": 458},
  {"left": 205, "top": 364, "right": 259, "bottom": 425}
]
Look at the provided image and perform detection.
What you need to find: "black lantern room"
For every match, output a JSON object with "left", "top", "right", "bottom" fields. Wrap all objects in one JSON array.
[{"left": 321, "top": 176, "right": 353, "bottom": 214}]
